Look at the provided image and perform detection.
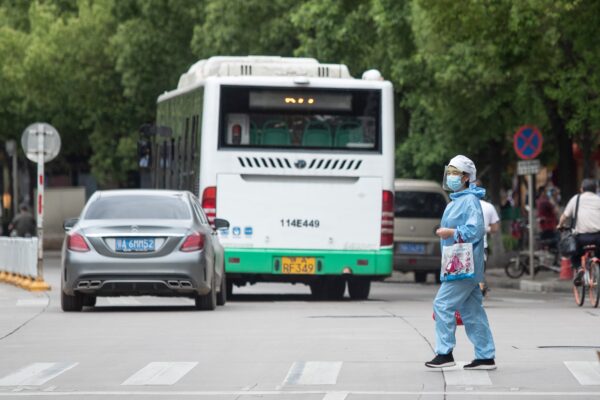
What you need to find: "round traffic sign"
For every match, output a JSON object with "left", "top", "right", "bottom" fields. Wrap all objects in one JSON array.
[
  {"left": 513, "top": 125, "right": 542, "bottom": 160},
  {"left": 21, "top": 122, "right": 61, "bottom": 163}
]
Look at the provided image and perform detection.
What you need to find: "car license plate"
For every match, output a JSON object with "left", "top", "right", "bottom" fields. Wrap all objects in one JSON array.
[
  {"left": 397, "top": 243, "right": 426, "bottom": 255},
  {"left": 115, "top": 238, "right": 155, "bottom": 252},
  {"left": 281, "top": 257, "right": 316, "bottom": 274}
]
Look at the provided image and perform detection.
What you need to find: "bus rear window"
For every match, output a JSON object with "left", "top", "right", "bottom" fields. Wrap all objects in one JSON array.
[{"left": 219, "top": 86, "right": 381, "bottom": 151}]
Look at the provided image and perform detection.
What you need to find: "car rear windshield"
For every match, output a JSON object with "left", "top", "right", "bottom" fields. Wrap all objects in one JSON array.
[
  {"left": 84, "top": 195, "right": 191, "bottom": 220},
  {"left": 394, "top": 191, "right": 447, "bottom": 219}
]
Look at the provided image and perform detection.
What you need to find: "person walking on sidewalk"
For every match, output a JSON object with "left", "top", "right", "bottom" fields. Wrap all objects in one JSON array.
[
  {"left": 557, "top": 179, "right": 600, "bottom": 285},
  {"left": 425, "top": 155, "right": 496, "bottom": 370}
]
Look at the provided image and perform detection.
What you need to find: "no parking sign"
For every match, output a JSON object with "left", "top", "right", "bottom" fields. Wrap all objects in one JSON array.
[{"left": 513, "top": 125, "right": 543, "bottom": 160}]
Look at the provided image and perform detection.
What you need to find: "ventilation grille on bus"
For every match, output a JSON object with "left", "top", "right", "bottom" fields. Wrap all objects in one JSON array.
[
  {"left": 318, "top": 67, "right": 330, "bottom": 77},
  {"left": 237, "top": 157, "right": 362, "bottom": 170},
  {"left": 240, "top": 64, "right": 252, "bottom": 75}
]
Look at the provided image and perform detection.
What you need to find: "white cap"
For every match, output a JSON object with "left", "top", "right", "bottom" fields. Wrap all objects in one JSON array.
[
  {"left": 362, "top": 69, "right": 383, "bottom": 81},
  {"left": 449, "top": 155, "right": 477, "bottom": 182}
]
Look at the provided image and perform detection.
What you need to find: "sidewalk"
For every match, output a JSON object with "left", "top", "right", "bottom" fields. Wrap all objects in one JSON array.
[{"left": 386, "top": 268, "right": 573, "bottom": 293}]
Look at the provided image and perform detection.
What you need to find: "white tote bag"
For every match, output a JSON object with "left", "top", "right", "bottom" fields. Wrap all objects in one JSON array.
[{"left": 440, "top": 242, "right": 475, "bottom": 281}]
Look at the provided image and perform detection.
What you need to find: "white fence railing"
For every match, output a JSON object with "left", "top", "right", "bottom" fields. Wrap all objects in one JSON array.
[{"left": 0, "top": 237, "right": 39, "bottom": 288}]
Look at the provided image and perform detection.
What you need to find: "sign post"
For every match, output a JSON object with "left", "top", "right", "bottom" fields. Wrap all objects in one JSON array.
[
  {"left": 514, "top": 125, "right": 543, "bottom": 279},
  {"left": 21, "top": 122, "right": 61, "bottom": 291}
]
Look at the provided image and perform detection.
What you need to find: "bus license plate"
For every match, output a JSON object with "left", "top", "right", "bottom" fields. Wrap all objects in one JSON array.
[
  {"left": 115, "top": 238, "right": 155, "bottom": 253},
  {"left": 281, "top": 257, "right": 316, "bottom": 274}
]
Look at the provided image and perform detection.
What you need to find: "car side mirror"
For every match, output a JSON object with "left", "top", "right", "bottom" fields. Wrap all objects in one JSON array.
[
  {"left": 213, "top": 218, "right": 230, "bottom": 230},
  {"left": 63, "top": 218, "right": 79, "bottom": 232}
]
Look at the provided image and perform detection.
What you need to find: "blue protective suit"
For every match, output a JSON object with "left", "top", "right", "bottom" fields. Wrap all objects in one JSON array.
[{"left": 433, "top": 184, "right": 495, "bottom": 359}]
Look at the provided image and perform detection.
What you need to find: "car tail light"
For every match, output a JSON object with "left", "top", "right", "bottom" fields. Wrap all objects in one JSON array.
[
  {"left": 180, "top": 232, "right": 205, "bottom": 252},
  {"left": 202, "top": 186, "right": 216, "bottom": 227},
  {"left": 67, "top": 232, "right": 90, "bottom": 252},
  {"left": 381, "top": 190, "right": 394, "bottom": 246}
]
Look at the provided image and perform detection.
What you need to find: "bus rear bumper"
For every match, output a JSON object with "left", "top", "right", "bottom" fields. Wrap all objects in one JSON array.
[{"left": 224, "top": 248, "right": 392, "bottom": 282}]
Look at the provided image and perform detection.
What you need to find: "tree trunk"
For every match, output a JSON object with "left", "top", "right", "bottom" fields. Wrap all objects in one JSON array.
[
  {"left": 580, "top": 130, "right": 593, "bottom": 178},
  {"left": 543, "top": 97, "right": 578, "bottom": 205},
  {"left": 487, "top": 139, "right": 503, "bottom": 207}
]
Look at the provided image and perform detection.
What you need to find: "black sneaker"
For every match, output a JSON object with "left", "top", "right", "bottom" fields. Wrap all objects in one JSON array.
[
  {"left": 425, "top": 353, "right": 455, "bottom": 368},
  {"left": 464, "top": 359, "right": 496, "bottom": 370},
  {"left": 573, "top": 268, "right": 584, "bottom": 286}
]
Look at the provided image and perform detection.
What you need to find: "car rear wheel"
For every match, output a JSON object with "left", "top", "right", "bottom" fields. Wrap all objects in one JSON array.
[
  {"left": 61, "top": 290, "right": 83, "bottom": 312},
  {"left": 414, "top": 271, "right": 427, "bottom": 283},
  {"left": 82, "top": 295, "right": 96, "bottom": 307},
  {"left": 348, "top": 278, "right": 370, "bottom": 300},
  {"left": 216, "top": 272, "right": 227, "bottom": 306},
  {"left": 195, "top": 272, "right": 217, "bottom": 311}
]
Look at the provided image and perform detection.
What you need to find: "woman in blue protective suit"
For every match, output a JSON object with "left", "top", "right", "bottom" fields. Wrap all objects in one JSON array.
[{"left": 425, "top": 155, "right": 496, "bottom": 370}]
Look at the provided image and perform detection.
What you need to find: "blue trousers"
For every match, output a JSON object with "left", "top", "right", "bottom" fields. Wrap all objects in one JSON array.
[{"left": 433, "top": 279, "right": 495, "bottom": 359}]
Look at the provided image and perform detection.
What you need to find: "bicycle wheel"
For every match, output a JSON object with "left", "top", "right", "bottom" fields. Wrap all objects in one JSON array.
[
  {"left": 505, "top": 256, "right": 526, "bottom": 279},
  {"left": 589, "top": 262, "right": 600, "bottom": 308},
  {"left": 573, "top": 272, "right": 585, "bottom": 307}
]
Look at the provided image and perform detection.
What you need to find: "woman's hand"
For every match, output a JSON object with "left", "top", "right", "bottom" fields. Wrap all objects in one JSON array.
[{"left": 436, "top": 228, "right": 455, "bottom": 239}]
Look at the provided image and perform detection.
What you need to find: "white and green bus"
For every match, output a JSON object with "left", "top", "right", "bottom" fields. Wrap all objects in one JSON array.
[{"left": 150, "top": 56, "right": 394, "bottom": 300}]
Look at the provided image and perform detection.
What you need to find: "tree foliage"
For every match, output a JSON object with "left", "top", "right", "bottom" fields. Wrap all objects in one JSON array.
[{"left": 0, "top": 0, "right": 597, "bottom": 199}]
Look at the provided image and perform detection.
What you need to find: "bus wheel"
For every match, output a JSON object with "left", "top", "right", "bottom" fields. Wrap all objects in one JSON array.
[
  {"left": 327, "top": 278, "right": 346, "bottom": 300},
  {"left": 310, "top": 280, "right": 326, "bottom": 300},
  {"left": 348, "top": 278, "right": 370, "bottom": 300}
]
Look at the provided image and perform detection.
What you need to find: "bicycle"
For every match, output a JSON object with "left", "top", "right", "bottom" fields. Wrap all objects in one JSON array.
[
  {"left": 504, "top": 237, "right": 560, "bottom": 279},
  {"left": 572, "top": 244, "right": 600, "bottom": 307}
]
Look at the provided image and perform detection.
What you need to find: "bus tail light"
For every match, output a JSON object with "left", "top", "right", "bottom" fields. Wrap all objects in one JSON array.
[
  {"left": 180, "top": 232, "right": 205, "bottom": 252},
  {"left": 202, "top": 186, "right": 216, "bottom": 226},
  {"left": 381, "top": 190, "right": 394, "bottom": 246}
]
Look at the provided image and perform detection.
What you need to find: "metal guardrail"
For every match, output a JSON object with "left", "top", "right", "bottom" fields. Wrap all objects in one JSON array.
[{"left": 0, "top": 237, "right": 46, "bottom": 290}]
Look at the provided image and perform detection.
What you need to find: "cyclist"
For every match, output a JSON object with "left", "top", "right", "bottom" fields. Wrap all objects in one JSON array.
[{"left": 557, "top": 179, "right": 600, "bottom": 285}]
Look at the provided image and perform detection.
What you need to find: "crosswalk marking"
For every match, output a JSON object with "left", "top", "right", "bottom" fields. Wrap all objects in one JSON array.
[
  {"left": 122, "top": 362, "right": 197, "bottom": 386},
  {"left": 283, "top": 362, "right": 342, "bottom": 385},
  {"left": 16, "top": 298, "right": 49, "bottom": 307},
  {"left": 443, "top": 363, "right": 492, "bottom": 386},
  {"left": 565, "top": 361, "right": 600, "bottom": 385},
  {"left": 0, "top": 362, "right": 77, "bottom": 386}
]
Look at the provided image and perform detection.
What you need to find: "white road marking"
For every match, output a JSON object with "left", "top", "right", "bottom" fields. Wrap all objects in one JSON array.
[
  {"left": 122, "top": 362, "right": 197, "bottom": 386},
  {"left": 565, "top": 361, "right": 600, "bottom": 385},
  {"left": 322, "top": 392, "right": 348, "bottom": 400},
  {"left": 443, "top": 363, "right": 492, "bottom": 386},
  {"left": 1, "top": 390, "right": 600, "bottom": 397},
  {"left": 103, "top": 297, "right": 141, "bottom": 306},
  {"left": 0, "top": 362, "right": 77, "bottom": 386},
  {"left": 283, "top": 362, "right": 342, "bottom": 385},
  {"left": 16, "top": 298, "right": 48, "bottom": 307}
]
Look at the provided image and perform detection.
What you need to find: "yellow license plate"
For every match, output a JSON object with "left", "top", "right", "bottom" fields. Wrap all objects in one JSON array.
[{"left": 281, "top": 257, "right": 316, "bottom": 274}]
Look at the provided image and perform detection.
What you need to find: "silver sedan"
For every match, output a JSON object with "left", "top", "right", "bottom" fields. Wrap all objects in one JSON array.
[{"left": 60, "top": 190, "right": 229, "bottom": 312}]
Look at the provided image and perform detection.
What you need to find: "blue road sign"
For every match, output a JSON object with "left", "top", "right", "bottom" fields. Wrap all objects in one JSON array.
[{"left": 513, "top": 125, "right": 543, "bottom": 160}]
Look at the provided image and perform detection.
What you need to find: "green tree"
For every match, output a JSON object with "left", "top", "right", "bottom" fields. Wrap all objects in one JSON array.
[{"left": 191, "top": 0, "right": 298, "bottom": 58}]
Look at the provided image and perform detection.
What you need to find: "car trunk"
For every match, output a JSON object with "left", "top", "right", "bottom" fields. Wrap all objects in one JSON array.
[{"left": 79, "top": 220, "right": 191, "bottom": 258}]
